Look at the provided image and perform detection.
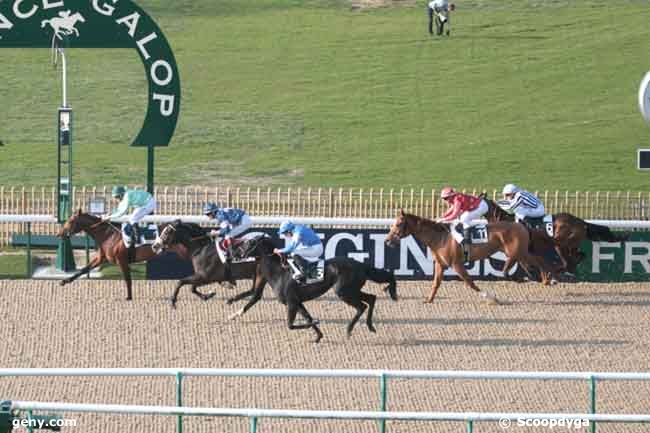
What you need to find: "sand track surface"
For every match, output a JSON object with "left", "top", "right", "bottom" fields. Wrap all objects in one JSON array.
[{"left": 1, "top": 279, "right": 649, "bottom": 432}]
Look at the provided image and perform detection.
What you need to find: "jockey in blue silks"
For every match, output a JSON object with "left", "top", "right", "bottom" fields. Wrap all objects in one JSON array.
[
  {"left": 273, "top": 221, "right": 324, "bottom": 282},
  {"left": 203, "top": 202, "right": 252, "bottom": 261}
]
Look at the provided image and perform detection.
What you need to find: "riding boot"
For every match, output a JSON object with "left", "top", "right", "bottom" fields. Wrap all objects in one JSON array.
[
  {"left": 462, "top": 227, "right": 472, "bottom": 263},
  {"left": 292, "top": 255, "right": 308, "bottom": 283},
  {"left": 129, "top": 225, "right": 138, "bottom": 263}
]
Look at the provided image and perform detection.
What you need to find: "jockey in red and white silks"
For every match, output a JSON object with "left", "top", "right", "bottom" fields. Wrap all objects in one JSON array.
[{"left": 436, "top": 187, "right": 488, "bottom": 229}]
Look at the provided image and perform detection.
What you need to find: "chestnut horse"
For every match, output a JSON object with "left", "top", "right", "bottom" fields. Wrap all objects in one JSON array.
[
  {"left": 58, "top": 210, "right": 166, "bottom": 300},
  {"left": 385, "top": 210, "right": 553, "bottom": 303},
  {"left": 483, "top": 196, "right": 627, "bottom": 274}
]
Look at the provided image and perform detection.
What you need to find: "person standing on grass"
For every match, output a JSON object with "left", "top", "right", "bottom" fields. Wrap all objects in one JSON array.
[{"left": 427, "top": 0, "right": 455, "bottom": 36}]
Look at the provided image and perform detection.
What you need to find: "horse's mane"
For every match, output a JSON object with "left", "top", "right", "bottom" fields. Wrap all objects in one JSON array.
[
  {"left": 404, "top": 213, "right": 449, "bottom": 232},
  {"left": 175, "top": 221, "right": 209, "bottom": 237}
]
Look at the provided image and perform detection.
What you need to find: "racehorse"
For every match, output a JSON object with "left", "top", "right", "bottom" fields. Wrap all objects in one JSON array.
[
  {"left": 235, "top": 236, "right": 398, "bottom": 343},
  {"left": 58, "top": 210, "right": 164, "bottom": 300},
  {"left": 385, "top": 210, "right": 554, "bottom": 304},
  {"left": 151, "top": 221, "right": 262, "bottom": 308},
  {"left": 482, "top": 195, "right": 627, "bottom": 274}
]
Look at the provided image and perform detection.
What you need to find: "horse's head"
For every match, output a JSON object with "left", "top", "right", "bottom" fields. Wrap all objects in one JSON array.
[
  {"left": 57, "top": 209, "right": 97, "bottom": 238},
  {"left": 385, "top": 209, "right": 412, "bottom": 248},
  {"left": 239, "top": 235, "right": 275, "bottom": 259},
  {"left": 152, "top": 220, "right": 183, "bottom": 254}
]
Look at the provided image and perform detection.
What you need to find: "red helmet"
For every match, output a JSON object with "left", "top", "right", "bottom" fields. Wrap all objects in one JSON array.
[{"left": 441, "top": 187, "right": 456, "bottom": 199}]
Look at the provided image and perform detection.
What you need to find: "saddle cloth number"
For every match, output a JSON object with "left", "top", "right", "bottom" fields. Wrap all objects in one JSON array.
[
  {"left": 471, "top": 226, "right": 489, "bottom": 244},
  {"left": 543, "top": 215, "right": 554, "bottom": 237}
]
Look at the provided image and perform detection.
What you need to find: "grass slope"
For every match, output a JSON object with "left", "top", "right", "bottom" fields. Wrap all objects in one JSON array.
[{"left": 1, "top": 0, "right": 649, "bottom": 191}]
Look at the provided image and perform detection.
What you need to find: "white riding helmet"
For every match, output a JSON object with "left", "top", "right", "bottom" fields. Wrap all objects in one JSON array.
[{"left": 502, "top": 184, "right": 520, "bottom": 196}]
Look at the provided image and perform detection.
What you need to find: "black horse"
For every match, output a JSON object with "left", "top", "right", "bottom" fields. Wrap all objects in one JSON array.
[
  {"left": 233, "top": 236, "right": 398, "bottom": 343},
  {"left": 152, "top": 221, "right": 263, "bottom": 308}
]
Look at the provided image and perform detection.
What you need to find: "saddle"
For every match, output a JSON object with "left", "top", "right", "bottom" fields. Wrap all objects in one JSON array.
[
  {"left": 217, "top": 238, "right": 256, "bottom": 264},
  {"left": 121, "top": 223, "right": 158, "bottom": 248},
  {"left": 453, "top": 224, "right": 489, "bottom": 244},
  {"left": 521, "top": 215, "right": 554, "bottom": 237},
  {"left": 284, "top": 256, "right": 324, "bottom": 285}
]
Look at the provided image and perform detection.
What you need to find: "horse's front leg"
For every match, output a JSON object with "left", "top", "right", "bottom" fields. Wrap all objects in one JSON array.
[
  {"left": 60, "top": 255, "right": 103, "bottom": 286},
  {"left": 117, "top": 256, "right": 133, "bottom": 301},
  {"left": 426, "top": 260, "right": 444, "bottom": 303}
]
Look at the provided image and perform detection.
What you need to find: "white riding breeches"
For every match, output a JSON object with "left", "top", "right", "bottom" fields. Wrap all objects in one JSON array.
[
  {"left": 292, "top": 243, "right": 324, "bottom": 263},
  {"left": 222, "top": 215, "right": 252, "bottom": 239},
  {"left": 458, "top": 200, "right": 488, "bottom": 228},
  {"left": 129, "top": 198, "right": 157, "bottom": 225},
  {"left": 515, "top": 204, "right": 545, "bottom": 222}
]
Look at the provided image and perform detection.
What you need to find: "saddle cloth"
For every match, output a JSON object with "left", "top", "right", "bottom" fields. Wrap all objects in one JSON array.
[
  {"left": 451, "top": 224, "right": 489, "bottom": 245},
  {"left": 522, "top": 215, "right": 554, "bottom": 237},
  {"left": 121, "top": 224, "right": 158, "bottom": 248}
]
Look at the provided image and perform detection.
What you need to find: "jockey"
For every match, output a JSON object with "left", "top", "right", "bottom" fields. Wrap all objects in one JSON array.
[
  {"left": 500, "top": 184, "right": 545, "bottom": 225},
  {"left": 273, "top": 221, "right": 324, "bottom": 282},
  {"left": 436, "top": 187, "right": 488, "bottom": 260},
  {"left": 203, "top": 202, "right": 252, "bottom": 261},
  {"left": 104, "top": 186, "right": 157, "bottom": 260}
]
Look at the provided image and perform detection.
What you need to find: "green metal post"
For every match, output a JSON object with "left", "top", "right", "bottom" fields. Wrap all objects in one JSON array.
[
  {"left": 589, "top": 376, "right": 597, "bottom": 433},
  {"left": 176, "top": 372, "right": 183, "bottom": 433},
  {"left": 26, "top": 222, "right": 32, "bottom": 277},
  {"left": 27, "top": 409, "right": 34, "bottom": 433},
  {"left": 85, "top": 234, "right": 90, "bottom": 278},
  {"left": 379, "top": 373, "right": 387, "bottom": 433},
  {"left": 249, "top": 416, "right": 258, "bottom": 433},
  {"left": 147, "top": 143, "right": 155, "bottom": 194},
  {"left": 467, "top": 420, "right": 473, "bottom": 433}
]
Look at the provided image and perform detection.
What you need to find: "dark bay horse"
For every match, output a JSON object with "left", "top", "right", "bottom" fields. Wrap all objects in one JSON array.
[
  {"left": 236, "top": 236, "right": 398, "bottom": 343},
  {"left": 385, "top": 210, "right": 554, "bottom": 304},
  {"left": 58, "top": 210, "right": 163, "bottom": 300},
  {"left": 483, "top": 195, "right": 627, "bottom": 274},
  {"left": 151, "top": 221, "right": 262, "bottom": 308}
]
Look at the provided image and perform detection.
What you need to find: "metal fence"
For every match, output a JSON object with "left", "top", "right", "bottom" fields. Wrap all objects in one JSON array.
[
  {"left": 3, "top": 368, "right": 650, "bottom": 433},
  {"left": 2, "top": 185, "right": 650, "bottom": 246}
]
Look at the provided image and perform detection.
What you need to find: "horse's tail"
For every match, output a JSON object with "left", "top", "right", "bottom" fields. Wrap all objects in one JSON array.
[
  {"left": 584, "top": 221, "right": 629, "bottom": 242},
  {"left": 41, "top": 19, "right": 50, "bottom": 28},
  {"left": 365, "top": 266, "right": 397, "bottom": 301}
]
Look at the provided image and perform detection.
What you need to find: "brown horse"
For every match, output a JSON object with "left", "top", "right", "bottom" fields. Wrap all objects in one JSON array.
[
  {"left": 57, "top": 210, "right": 166, "bottom": 300},
  {"left": 483, "top": 196, "right": 627, "bottom": 274},
  {"left": 385, "top": 210, "right": 553, "bottom": 303}
]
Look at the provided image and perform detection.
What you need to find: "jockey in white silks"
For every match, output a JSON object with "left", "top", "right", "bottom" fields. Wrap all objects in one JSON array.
[{"left": 499, "top": 184, "right": 545, "bottom": 223}]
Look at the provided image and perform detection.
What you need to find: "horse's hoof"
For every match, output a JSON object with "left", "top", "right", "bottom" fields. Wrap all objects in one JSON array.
[
  {"left": 203, "top": 292, "right": 216, "bottom": 301},
  {"left": 59, "top": 280, "right": 67, "bottom": 287},
  {"left": 423, "top": 299, "right": 433, "bottom": 304},
  {"left": 169, "top": 298, "right": 177, "bottom": 309},
  {"left": 225, "top": 298, "right": 234, "bottom": 305},
  {"left": 368, "top": 325, "right": 377, "bottom": 333},
  {"left": 126, "top": 297, "right": 133, "bottom": 301},
  {"left": 228, "top": 308, "right": 244, "bottom": 321},
  {"left": 312, "top": 334, "right": 323, "bottom": 343}
]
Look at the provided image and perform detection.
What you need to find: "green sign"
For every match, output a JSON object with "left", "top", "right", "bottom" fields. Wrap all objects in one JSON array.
[
  {"left": 577, "top": 233, "right": 650, "bottom": 282},
  {"left": 0, "top": 0, "right": 181, "bottom": 146}
]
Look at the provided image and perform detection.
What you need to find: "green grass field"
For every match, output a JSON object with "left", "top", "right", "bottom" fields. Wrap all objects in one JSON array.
[{"left": 1, "top": 0, "right": 649, "bottom": 191}]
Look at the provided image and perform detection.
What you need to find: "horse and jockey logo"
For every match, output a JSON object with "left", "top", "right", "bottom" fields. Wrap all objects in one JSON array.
[{"left": 41, "top": 11, "right": 86, "bottom": 40}]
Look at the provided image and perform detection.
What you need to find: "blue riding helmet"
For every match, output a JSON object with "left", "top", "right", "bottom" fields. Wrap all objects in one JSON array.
[
  {"left": 278, "top": 221, "right": 295, "bottom": 236},
  {"left": 203, "top": 202, "right": 220, "bottom": 216}
]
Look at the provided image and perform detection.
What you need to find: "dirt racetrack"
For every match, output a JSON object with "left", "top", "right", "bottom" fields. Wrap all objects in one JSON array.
[{"left": 1, "top": 279, "right": 650, "bottom": 432}]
